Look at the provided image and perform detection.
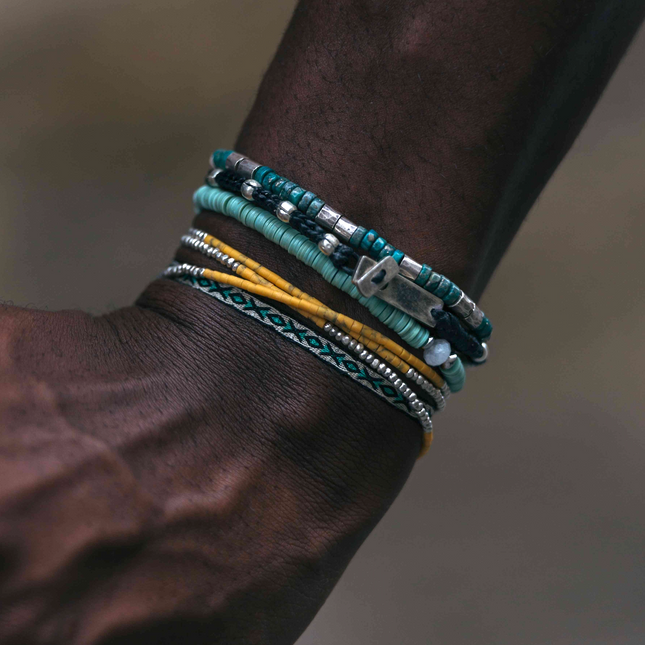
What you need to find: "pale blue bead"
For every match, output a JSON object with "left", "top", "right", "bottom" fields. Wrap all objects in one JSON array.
[{"left": 423, "top": 338, "right": 452, "bottom": 366}]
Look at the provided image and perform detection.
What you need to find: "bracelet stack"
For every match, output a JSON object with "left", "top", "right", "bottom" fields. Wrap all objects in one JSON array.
[{"left": 162, "top": 148, "right": 494, "bottom": 457}]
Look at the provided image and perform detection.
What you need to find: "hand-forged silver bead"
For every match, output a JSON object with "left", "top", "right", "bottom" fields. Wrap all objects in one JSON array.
[
  {"left": 318, "top": 233, "right": 340, "bottom": 256},
  {"left": 472, "top": 342, "right": 489, "bottom": 364},
  {"left": 241, "top": 179, "right": 261, "bottom": 201},
  {"left": 206, "top": 169, "right": 222, "bottom": 187},
  {"left": 277, "top": 201, "right": 297, "bottom": 223}
]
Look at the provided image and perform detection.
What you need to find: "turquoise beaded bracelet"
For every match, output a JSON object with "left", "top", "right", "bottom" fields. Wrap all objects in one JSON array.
[
  {"left": 211, "top": 149, "right": 492, "bottom": 342},
  {"left": 193, "top": 185, "right": 433, "bottom": 350}
]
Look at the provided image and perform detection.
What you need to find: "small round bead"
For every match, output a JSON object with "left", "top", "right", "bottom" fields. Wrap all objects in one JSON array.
[
  {"left": 383, "top": 367, "right": 392, "bottom": 377},
  {"left": 359, "top": 350, "right": 369, "bottom": 360},
  {"left": 377, "top": 364, "right": 387, "bottom": 375},
  {"left": 318, "top": 233, "right": 341, "bottom": 256},
  {"left": 371, "top": 359, "right": 380, "bottom": 369},
  {"left": 277, "top": 201, "right": 297, "bottom": 223},
  {"left": 388, "top": 373, "right": 397, "bottom": 383},
  {"left": 442, "top": 354, "right": 458, "bottom": 369},
  {"left": 323, "top": 323, "right": 332, "bottom": 332},
  {"left": 348, "top": 339, "right": 357, "bottom": 350},
  {"left": 472, "top": 342, "right": 489, "bottom": 364},
  {"left": 241, "top": 179, "right": 261, "bottom": 200},
  {"left": 341, "top": 335, "right": 351, "bottom": 345},
  {"left": 423, "top": 337, "right": 452, "bottom": 367},
  {"left": 355, "top": 343, "right": 364, "bottom": 353},
  {"left": 206, "top": 169, "right": 222, "bottom": 187},
  {"left": 408, "top": 393, "right": 418, "bottom": 402}
]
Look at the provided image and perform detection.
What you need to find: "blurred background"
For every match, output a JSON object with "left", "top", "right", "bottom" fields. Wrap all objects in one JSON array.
[{"left": 1, "top": 1, "right": 644, "bottom": 643}]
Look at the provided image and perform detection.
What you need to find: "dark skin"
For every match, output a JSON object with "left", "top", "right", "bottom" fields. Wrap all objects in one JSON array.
[{"left": 1, "top": 1, "right": 643, "bottom": 643}]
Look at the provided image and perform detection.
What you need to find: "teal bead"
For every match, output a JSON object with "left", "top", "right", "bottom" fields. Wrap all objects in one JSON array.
[
  {"left": 441, "top": 358, "right": 466, "bottom": 392},
  {"left": 434, "top": 275, "right": 452, "bottom": 299},
  {"left": 408, "top": 326, "right": 430, "bottom": 349},
  {"left": 350, "top": 226, "right": 368, "bottom": 249},
  {"left": 368, "top": 298, "right": 388, "bottom": 317},
  {"left": 378, "top": 243, "right": 396, "bottom": 259},
  {"left": 279, "top": 228, "right": 299, "bottom": 248},
  {"left": 334, "top": 273, "right": 352, "bottom": 291},
  {"left": 279, "top": 181, "right": 296, "bottom": 198},
  {"left": 263, "top": 218, "right": 282, "bottom": 241},
  {"left": 321, "top": 261, "right": 338, "bottom": 283},
  {"left": 444, "top": 285, "right": 462, "bottom": 307},
  {"left": 272, "top": 178, "right": 287, "bottom": 193},
  {"left": 415, "top": 264, "right": 432, "bottom": 287},
  {"left": 360, "top": 229, "right": 378, "bottom": 252},
  {"left": 368, "top": 237, "right": 387, "bottom": 259},
  {"left": 212, "top": 149, "right": 233, "bottom": 169},
  {"left": 475, "top": 317, "right": 493, "bottom": 341},
  {"left": 297, "top": 191, "right": 316, "bottom": 212},
  {"left": 392, "top": 249, "right": 405, "bottom": 264},
  {"left": 310, "top": 253, "right": 328, "bottom": 273},
  {"left": 287, "top": 186, "right": 306, "bottom": 205},
  {"left": 261, "top": 172, "right": 279, "bottom": 189},
  {"left": 306, "top": 197, "right": 325, "bottom": 217},
  {"left": 253, "top": 166, "right": 273, "bottom": 183}
]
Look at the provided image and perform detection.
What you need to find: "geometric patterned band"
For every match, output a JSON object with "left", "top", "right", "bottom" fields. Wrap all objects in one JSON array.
[{"left": 168, "top": 272, "right": 418, "bottom": 420}]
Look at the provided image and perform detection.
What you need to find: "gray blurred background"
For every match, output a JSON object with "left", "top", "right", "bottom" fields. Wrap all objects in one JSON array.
[{"left": 1, "top": 1, "right": 644, "bottom": 643}]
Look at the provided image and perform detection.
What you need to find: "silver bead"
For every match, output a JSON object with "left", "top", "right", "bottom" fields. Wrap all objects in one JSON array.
[
  {"left": 365, "top": 353, "right": 374, "bottom": 363},
  {"left": 225, "top": 152, "right": 245, "bottom": 171},
  {"left": 406, "top": 368, "right": 416, "bottom": 379},
  {"left": 416, "top": 375, "right": 424, "bottom": 386},
  {"left": 333, "top": 217, "right": 358, "bottom": 241},
  {"left": 442, "top": 354, "right": 458, "bottom": 369},
  {"left": 315, "top": 204, "right": 342, "bottom": 230},
  {"left": 206, "top": 169, "right": 222, "bottom": 187},
  {"left": 377, "top": 364, "right": 387, "bottom": 375},
  {"left": 359, "top": 350, "right": 369, "bottom": 360},
  {"left": 399, "top": 256, "right": 423, "bottom": 280},
  {"left": 388, "top": 373, "right": 397, "bottom": 383},
  {"left": 383, "top": 367, "right": 392, "bottom": 377},
  {"left": 355, "top": 343, "right": 364, "bottom": 353},
  {"left": 472, "top": 342, "right": 489, "bottom": 364},
  {"left": 408, "top": 392, "right": 418, "bottom": 402},
  {"left": 236, "top": 158, "right": 261, "bottom": 178},
  {"left": 348, "top": 339, "right": 357, "bottom": 350},
  {"left": 241, "top": 179, "right": 261, "bottom": 201},
  {"left": 371, "top": 359, "right": 380, "bottom": 369},
  {"left": 335, "top": 331, "right": 344, "bottom": 341},
  {"left": 341, "top": 335, "right": 351, "bottom": 345},
  {"left": 318, "top": 233, "right": 341, "bottom": 256},
  {"left": 276, "top": 201, "right": 297, "bottom": 223},
  {"left": 323, "top": 323, "right": 333, "bottom": 332}
]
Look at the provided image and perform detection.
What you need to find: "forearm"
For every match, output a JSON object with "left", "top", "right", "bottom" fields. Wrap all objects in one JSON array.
[
  {"left": 2, "top": 1, "right": 644, "bottom": 643},
  {"left": 222, "top": 0, "right": 645, "bottom": 299}
]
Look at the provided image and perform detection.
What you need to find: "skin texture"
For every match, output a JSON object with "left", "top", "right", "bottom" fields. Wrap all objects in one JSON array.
[{"left": 1, "top": 1, "right": 644, "bottom": 643}]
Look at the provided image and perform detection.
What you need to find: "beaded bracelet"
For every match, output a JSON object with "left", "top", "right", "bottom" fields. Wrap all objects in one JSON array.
[
  {"left": 181, "top": 228, "right": 448, "bottom": 407},
  {"left": 163, "top": 266, "right": 434, "bottom": 456},
  {"left": 211, "top": 149, "right": 492, "bottom": 342},
  {"left": 205, "top": 168, "right": 487, "bottom": 366}
]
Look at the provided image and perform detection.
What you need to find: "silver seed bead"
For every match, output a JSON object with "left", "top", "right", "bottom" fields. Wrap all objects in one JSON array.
[
  {"left": 277, "top": 201, "right": 297, "bottom": 223},
  {"left": 341, "top": 335, "right": 351, "bottom": 345},
  {"left": 408, "top": 392, "right": 418, "bottom": 402},
  {"left": 241, "top": 179, "right": 261, "bottom": 201},
  {"left": 355, "top": 343, "right": 364, "bottom": 353},
  {"left": 359, "top": 350, "right": 369, "bottom": 360},
  {"left": 388, "top": 373, "right": 397, "bottom": 383},
  {"left": 323, "top": 323, "right": 333, "bottom": 332},
  {"left": 472, "top": 342, "right": 489, "bottom": 364},
  {"left": 318, "top": 233, "right": 340, "bottom": 256},
  {"left": 348, "top": 339, "right": 357, "bottom": 350},
  {"left": 226, "top": 257, "right": 236, "bottom": 268},
  {"left": 393, "top": 378, "right": 403, "bottom": 388},
  {"left": 406, "top": 368, "right": 416, "bottom": 379},
  {"left": 416, "top": 375, "right": 424, "bottom": 386},
  {"left": 442, "top": 354, "right": 458, "bottom": 369},
  {"left": 206, "top": 169, "right": 222, "bottom": 187},
  {"left": 335, "top": 331, "right": 344, "bottom": 341},
  {"left": 365, "top": 353, "right": 374, "bottom": 362},
  {"left": 371, "top": 359, "right": 380, "bottom": 369},
  {"left": 383, "top": 367, "right": 392, "bottom": 377}
]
